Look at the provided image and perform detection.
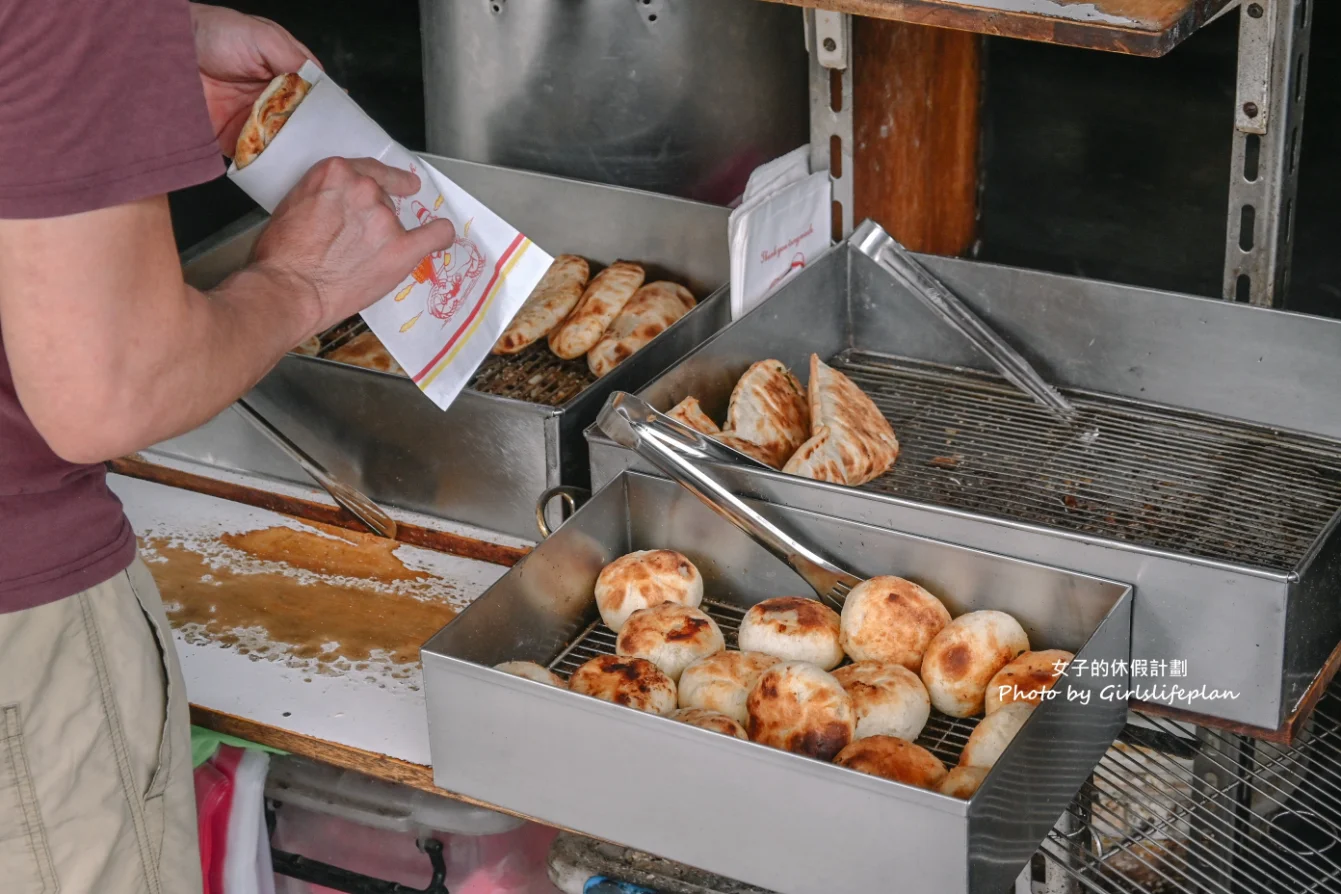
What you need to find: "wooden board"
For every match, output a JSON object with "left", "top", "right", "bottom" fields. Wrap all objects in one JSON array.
[
  {"left": 111, "top": 473, "right": 511, "bottom": 767},
  {"left": 854, "top": 18, "right": 981, "bottom": 256},
  {"left": 766, "top": 0, "right": 1236, "bottom": 56}
]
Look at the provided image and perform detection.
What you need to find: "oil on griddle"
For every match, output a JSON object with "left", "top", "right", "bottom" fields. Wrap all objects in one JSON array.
[
  {"left": 139, "top": 518, "right": 467, "bottom": 689},
  {"left": 827, "top": 350, "right": 1341, "bottom": 572}
]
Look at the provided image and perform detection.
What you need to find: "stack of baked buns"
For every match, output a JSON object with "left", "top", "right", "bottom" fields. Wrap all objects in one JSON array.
[
  {"left": 494, "top": 550, "right": 1074, "bottom": 800},
  {"left": 667, "top": 355, "right": 901, "bottom": 488},
  {"left": 492, "top": 255, "right": 697, "bottom": 378}
]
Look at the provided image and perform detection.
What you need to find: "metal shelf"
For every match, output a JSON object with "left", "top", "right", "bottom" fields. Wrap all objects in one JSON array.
[{"left": 767, "top": 0, "right": 1237, "bottom": 57}]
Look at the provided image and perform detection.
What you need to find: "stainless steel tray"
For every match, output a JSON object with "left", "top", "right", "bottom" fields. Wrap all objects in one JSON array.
[
  {"left": 163, "top": 156, "right": 731, "bottom": 539},
  {"left": 421, "top": 470, "right": 1132, "bottom": 894},
  {"left": 585, "top": 219, "right": 1341, "bottom": 732}
]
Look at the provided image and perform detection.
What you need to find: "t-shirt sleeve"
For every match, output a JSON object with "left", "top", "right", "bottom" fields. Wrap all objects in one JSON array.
[{"left": 0, "top": 0, "right": 225, "bottom": 219}]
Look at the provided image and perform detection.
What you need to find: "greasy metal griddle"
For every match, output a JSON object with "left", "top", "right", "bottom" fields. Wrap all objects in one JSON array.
[{"left": 587, "top": 220, "right": 1341, "bottom": 731}]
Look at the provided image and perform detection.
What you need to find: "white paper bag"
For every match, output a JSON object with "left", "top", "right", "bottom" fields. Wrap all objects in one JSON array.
[
  {"left": 728, "top": 148, "right": 831, "bottom": 320},
  {"left": 740, "top": 145, "right": 811, "bottom": 207},
  {"left": 228, "top": 62, "right": 552, "bottom": 411}
]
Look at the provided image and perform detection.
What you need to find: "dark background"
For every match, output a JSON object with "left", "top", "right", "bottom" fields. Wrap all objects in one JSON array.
[{"left": 171, "top": 3, "right": 1340, "bottom": 318}]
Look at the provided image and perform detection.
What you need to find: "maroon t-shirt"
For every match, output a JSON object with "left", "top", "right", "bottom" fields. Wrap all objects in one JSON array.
[{"left": 0, "top": 0, "right": 224, "bottom": 612}]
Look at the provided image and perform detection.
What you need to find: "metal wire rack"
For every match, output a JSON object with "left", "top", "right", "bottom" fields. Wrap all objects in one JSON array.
[
  {"left": 1041, "top": 691, "right": 1341, "bottom": 894},
  {"left": 545, "top": 598, "right": 981, "bottom": 766},
  {"left": 829, "top": 351, "right": 1341, "bottom": 572},
  {"left": 468, "top": 340, "right": 596, "bottom": 407}
]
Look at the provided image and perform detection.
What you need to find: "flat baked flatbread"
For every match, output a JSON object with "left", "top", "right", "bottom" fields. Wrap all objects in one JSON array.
[
  {"left": 547, "top": 261, "right": 645, "bottom": 360},
  {"left": 324, "top": 331, "right": 405, "bottom": 376},
  {"left": 713, "top": 435, "right": 780, "bottom": 467},
  {"left": 783, "top": 354, "right": 899, "bottom": 485},
  {"left": 493, "top": 254, "right": 590, "bottom": 355},
  {"left": 667, "top": 397, "right": 720, "bottom": 436},
  {"left": 587, "top": 282, "right": 695, "bottom": 377},
  {"left": 234, "top": 73, "right": 312, "bottom": 169},
  {"left": 715, "top": 360, "right": 809, "bottom": 469}
]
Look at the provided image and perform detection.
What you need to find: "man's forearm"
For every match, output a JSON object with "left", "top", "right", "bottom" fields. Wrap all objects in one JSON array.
[
  {"left": 82, "top": 263, "right": 321, "bottom": 459},
  {"left": 0, "top": 197, "right": 322, "bottom": 463},
  {"left": 3, "top": 158, "right": 448, "bottom": 465}
]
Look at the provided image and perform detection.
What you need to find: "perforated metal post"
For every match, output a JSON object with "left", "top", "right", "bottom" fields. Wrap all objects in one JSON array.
[
  {"left": 1223, "top": 0, "right": 1313, "bottom": 307},
  {"left": 805, "top": 10, "right": 854, "bottom": 241}
]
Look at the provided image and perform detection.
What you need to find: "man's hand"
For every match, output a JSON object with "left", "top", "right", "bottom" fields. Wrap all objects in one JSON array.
[
  {"left": 0, "top": 159, "right": 454, "bottom": 465},
  {"left": 190, "top": 3, "right": 317, "bottom": 156},
  {"left": 253, "top": 158, "right": 457, "bottom": 337}
]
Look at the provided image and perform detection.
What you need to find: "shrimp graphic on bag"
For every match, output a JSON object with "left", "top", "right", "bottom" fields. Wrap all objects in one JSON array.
[
  {"left": 391, "top": 163, "right": 488, "bottom": 331},
  {"left": 410, "top": 200, "right": 487, "bottom": 323}
]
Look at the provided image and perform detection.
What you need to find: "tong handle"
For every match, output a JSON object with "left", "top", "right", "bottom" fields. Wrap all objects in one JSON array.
[
  {"left": 861, "top": 229, "right": 1076, "bottom": 420},
  {"left": 234, "top": 399, "right": 398, "bottom": 539},
  {"left": 597, "top": 393, "right": 852, "bottom": 602}
]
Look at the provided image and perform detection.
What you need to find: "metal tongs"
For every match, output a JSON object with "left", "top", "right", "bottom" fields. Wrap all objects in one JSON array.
[
  {"left": 856, "top": 226, "right": 1077, "bottom": 421},
  {"left": 598, "top": 392, "right": 861, "bottom": 610},
  {"left": 234, "top": 398, "right": 398, "bottom": 539}
]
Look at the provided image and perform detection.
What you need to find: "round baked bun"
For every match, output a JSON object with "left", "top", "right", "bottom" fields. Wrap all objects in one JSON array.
[
  {"left": 678, "top": 650, "right": 782, "bottom": 724},
  {"left": 738, "top": 597, "right": 843, "bottom": 669},
  {"left": 834, "top": 736, "right": 947, "bottom": 790},
  {"left": 985, "top": 649, "right": 1074, "bottom": 714},
  {"left": 938, "top": 766, "right": 989, "bottom": 800},
  {"left": 594, "top": 550, "right": 703, "bottom": 633},
  {"left": 616, "top": 603, "right": 725, "bottom": 682},
  {"left": 921, "top": 610, "right": 1030, "bottom": 718},
  {"left": 832, "top": 661, "right": 931, "bottom": 741},
  {"left": 960, "top": 702, "right": 1036, "bottom": 770},
  {"left": 746, "top": 660, "right": 854, "bottom": 760},
  {"left": 839, "top": 576, "right": 951, "bottom": 672},
  {"left": 569, "top": 655, "right": 677, "bottom": 715},
  {"left": 493, "top": 661, "right": 566, "bottom": 688},
  {"left": 670, "top": 708, "right": 748, "bottom": 740}
]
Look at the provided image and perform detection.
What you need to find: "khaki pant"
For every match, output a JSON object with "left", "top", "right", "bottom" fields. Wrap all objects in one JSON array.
[{"left": 0, "top": 558, "right": 201, "bottom": 894}]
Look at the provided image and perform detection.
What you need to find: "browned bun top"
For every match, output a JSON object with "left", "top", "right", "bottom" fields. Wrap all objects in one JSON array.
[
  {"left": 839, "top": 575, "right": 951, "bottom": 671},
  {"left": 746, "top": 660, "right": 854, "bottom": 761},
  {"left": 615, "top": 602, "right": 725, "bottom": 681},
  {"left": 669, "top": 707, "right": 748, "bottom": 740},
  {"left": 594, "top": 550, "right": 704, "bottom": 633},
  {"left": 596, "top": 550, "right": 699, "bottom": 614},
  {"left": 618, "top": 603, "right": 719, "bottom": 653},
  {"left": 750, "top": 596, "right": 837, "bottom": 632},
  {"left": 739, "top": 597, "right": 844, "bottom": 669},
  {"left": 986, "top": 649, "right": 1073, "bottom": 714},
  {"left": 921, "top": 610, "right": 1031, "bottom": 718},
  {"left": 677, "top": 650, "right": 783, "bottom": 724},
  {"left": 569, "top": 655, "right": 677, "bottom": 715},
  {"left": 834, "top": 736, "right": 948, "bottom": 790}
]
